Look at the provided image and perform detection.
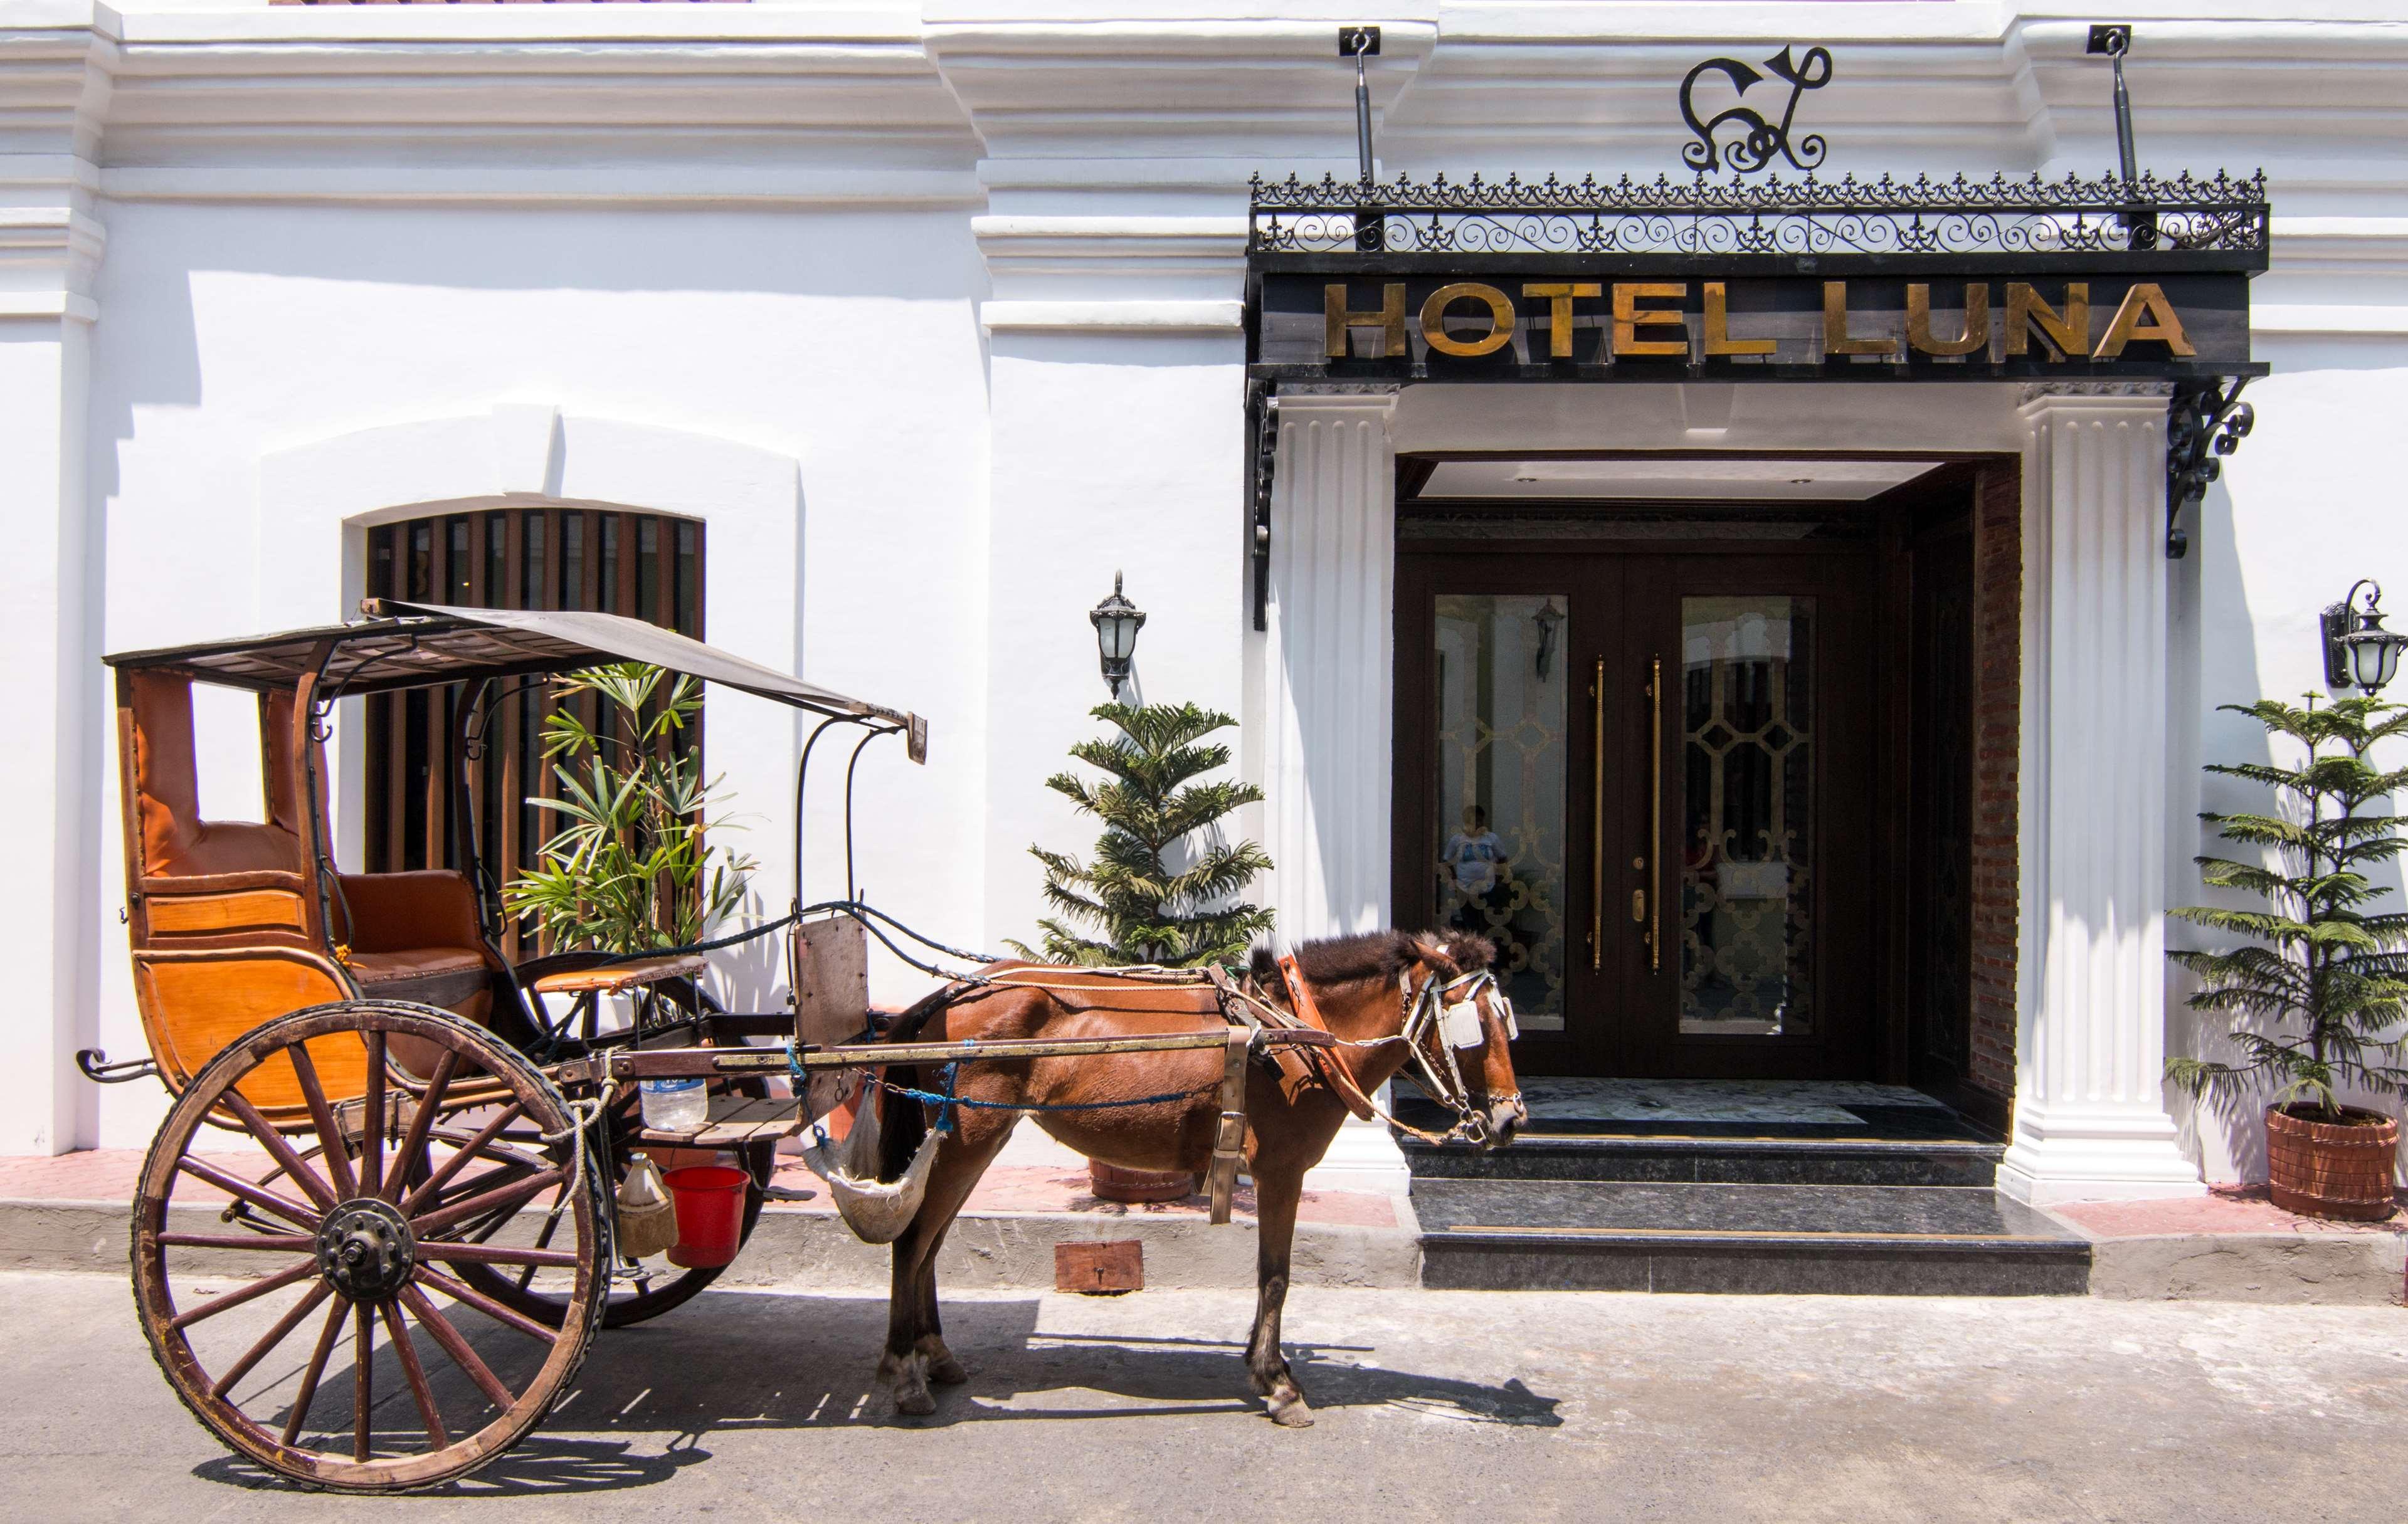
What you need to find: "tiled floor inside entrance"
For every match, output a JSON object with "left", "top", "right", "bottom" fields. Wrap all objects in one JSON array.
[{"left": 1395, "top": 1076, "right": 1993, "bottom": 1141}]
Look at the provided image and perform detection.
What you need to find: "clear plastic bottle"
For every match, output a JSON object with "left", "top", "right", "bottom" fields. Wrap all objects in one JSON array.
[{"left": 639, "top": 1076, "right": 709, "bottom": 1132}]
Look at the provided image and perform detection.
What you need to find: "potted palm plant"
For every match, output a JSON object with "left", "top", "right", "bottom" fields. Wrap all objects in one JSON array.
[
  {"left": 505, "top": 662, "right": 754, "bottom": 956},
  {"left": 1011, "top": 700, "right": 1274, "bottom": 1202},
  {"left": 2170, "top": 693, "right": 2408, "bottom": 1220}
]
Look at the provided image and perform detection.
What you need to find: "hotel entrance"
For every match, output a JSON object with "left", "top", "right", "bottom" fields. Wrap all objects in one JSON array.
[{"left": 1393, "top": 459, "right": 1983, "bottom": 1086}]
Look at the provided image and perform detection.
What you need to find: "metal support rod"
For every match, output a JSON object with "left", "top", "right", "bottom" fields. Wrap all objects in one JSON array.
[
  {"left": 2110, "top": 47, "right": 2137, "bottom": 185},
  {"left": 1353, "top": 41, "right": 1375, "bottom": 184}
]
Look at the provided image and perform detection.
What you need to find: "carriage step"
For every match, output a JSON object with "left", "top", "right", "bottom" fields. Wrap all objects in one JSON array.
[
  {"left": 635, "top": 1093, "right": 806, "bottom": 1147},
  {"left": 1413, "top": 1179, "right": 2089, "bottom": 1296}
]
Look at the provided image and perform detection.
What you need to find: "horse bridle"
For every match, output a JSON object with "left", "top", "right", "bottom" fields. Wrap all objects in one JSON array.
[{"left": 1397, "top": 967, "right": 1522, "bottom": 1147}]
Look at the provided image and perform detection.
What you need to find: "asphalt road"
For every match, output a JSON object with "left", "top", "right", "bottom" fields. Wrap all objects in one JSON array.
[{"left": 4, "top": 1269, "right": 2405, "bottom": 1523}]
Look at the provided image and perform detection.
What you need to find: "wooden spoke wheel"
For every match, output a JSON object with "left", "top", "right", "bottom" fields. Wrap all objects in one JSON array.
[{"left": 132, "top": 1002, "right": 606, "bottom": 1493}]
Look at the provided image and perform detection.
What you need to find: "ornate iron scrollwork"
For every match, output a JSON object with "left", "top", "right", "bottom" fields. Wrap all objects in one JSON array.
[
  {"left": 1249, "top": 382, "right": 1278, "bottom": 631},
  {"left": 1680, "top": 45, "right": 1834, "bottom": 176},
  {"left": 1248, "top": 168, "right": 2269, "bottom": 259},
  {"left": 2165, "top": 377, "right": 2254, "bottom": 559}
]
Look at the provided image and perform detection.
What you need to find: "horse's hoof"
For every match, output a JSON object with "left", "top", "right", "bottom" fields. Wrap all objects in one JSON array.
[
  {"left": 1265, "top": 1392, "right": 1316, "bottom": 1428},
  {"left": 917, "top": 1335, "right": 969, "bottom": 1385},
  {"left": 895, "top": 1387, "right": 939, "bottom": 1417}
]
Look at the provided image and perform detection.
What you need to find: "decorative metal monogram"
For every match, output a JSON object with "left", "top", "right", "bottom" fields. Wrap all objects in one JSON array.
[{"left": 1679, "top": 45, "right": 1834, "bottom": 175}]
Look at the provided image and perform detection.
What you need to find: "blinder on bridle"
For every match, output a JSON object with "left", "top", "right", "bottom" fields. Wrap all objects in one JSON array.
[{"left": 1398, "top": 966, "right": 1520, "bottom": 1146}]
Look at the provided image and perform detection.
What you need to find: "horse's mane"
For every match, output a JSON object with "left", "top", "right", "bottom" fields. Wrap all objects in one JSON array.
[{"left": 1247, "top": 930, "right": 1493, "bottom": 990}]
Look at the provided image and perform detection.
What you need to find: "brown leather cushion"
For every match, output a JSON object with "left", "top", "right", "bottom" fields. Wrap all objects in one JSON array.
[
  {"left": 127, "top": 669, "right": 304, "bottom": 880},
  {"left": 347, "top": 947, "right": 494, "bottom": 1012}
]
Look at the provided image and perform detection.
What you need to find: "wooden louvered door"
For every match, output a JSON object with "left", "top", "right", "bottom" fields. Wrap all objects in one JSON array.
[{"left": 361, "top": 509, "right": 704, "bottom": 957}]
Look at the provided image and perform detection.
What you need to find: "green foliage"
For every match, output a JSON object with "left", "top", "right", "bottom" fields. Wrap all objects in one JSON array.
[
  {"left": 503, "top": 663, "right": 754, "bottom": 955},
  {"left": 1007, "top": 702, "right": 1274, "bottom": 967},
  {"left": 2168, "top": 694, "right": 2408, "bottom": 1118}
]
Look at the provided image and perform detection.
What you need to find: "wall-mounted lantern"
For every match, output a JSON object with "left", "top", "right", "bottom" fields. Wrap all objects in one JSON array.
[
  {"left": 1090, "top": 572, "right": 1147, "bottom": 700},
  {"left": 2321, "top": 579, "right": 2408, "bottom": 696}
]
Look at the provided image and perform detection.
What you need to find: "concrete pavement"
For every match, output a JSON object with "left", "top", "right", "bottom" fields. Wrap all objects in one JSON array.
[{"left": 4, "top": 1269, "right": 2405, "bottom": 1522}]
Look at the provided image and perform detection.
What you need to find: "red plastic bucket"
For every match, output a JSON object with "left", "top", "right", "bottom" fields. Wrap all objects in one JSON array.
[{"left": 663, "top": 1165, "right": 749, "bottom": 1269}]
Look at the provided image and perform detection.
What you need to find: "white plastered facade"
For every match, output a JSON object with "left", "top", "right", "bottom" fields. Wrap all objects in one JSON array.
[{"left": 3, "top": 1, "right": 2405, "bottom": 1202}]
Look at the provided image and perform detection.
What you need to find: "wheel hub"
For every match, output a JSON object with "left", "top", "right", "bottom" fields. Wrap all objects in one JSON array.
[{"left": 316, "top": 1197, "right": 416, "bottom": 1301}]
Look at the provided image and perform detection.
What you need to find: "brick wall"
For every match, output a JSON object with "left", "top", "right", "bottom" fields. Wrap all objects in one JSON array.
[{"left": 1967, "top": 461, "right": 2022, "bottom": 1104}]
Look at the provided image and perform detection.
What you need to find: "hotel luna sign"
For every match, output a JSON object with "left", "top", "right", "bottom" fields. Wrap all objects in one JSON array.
[{"left": 1251, "top": 273, "right": 2250, "bottom": 378}]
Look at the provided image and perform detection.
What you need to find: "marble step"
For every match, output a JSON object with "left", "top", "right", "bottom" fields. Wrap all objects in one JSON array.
[
  {"left": 1413, "top": 1179, "right": 2090, "bottom": 1296},
  {"left": 1401, "top": 1132, "right": 2005, "bottom": 1188}
]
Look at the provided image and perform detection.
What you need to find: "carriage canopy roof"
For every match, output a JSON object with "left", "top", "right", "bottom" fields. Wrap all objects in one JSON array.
[{"left": 103, "top": 599, "right": 924, "bottom": 750}]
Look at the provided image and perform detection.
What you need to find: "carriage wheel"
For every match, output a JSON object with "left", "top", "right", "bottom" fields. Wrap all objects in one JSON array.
[
  {"left": 452, "top": 975, "right": 771, "bottom": 1330},
  {"left": 132, "top": 1002, "right": 606, "bottom": 1493}
]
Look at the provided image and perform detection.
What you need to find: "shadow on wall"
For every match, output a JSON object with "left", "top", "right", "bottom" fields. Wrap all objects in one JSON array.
[{"left": 2177, "top": 467, "right": 2408, "bottom": 1185}]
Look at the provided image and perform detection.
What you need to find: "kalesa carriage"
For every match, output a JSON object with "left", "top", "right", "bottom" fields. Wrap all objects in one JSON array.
[{"left": 83, "top": 600, "right": 1526, "bottom": 1491}]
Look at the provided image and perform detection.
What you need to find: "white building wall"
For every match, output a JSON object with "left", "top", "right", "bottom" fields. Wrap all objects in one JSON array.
[{"left": 1, "top": 1, "right": 2404, "bottom": 1189}]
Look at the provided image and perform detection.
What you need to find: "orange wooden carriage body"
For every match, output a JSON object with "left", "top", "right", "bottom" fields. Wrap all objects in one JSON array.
[{"left": 106, "top": 602, "right": 926, "bottom": 1130}]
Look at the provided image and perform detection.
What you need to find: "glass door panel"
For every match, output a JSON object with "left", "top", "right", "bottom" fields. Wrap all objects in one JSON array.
[
  {"left": 1677, "top": 596, "right": 1817, "bottom": 1038},
  {"left": 1430, "top": 594, "right": 1571, "bottom": 1032}
]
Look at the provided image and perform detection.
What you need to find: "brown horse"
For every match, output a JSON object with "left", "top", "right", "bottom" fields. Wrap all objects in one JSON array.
[{"left": 867, "top": 930, "right": 1526, "bottom": 1425}]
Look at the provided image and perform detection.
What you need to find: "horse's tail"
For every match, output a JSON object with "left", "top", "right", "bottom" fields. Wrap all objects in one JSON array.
[
  {"left": 876, "top": 1063, "right": 928, "bottom": 1184},
  {"left": 870, "top": 982, "right": 958, "bottom": 1182}
]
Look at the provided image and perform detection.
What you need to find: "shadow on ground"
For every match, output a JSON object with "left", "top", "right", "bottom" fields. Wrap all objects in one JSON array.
[{"left": 192, "top": 1290, "right": 1561, "bottom": 1496}]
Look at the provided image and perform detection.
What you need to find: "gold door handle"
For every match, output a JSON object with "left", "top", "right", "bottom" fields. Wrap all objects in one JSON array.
[
  {"left": 1630, "top": 888, "right": 1646, "bottom": 923},
  {"left": 1646, "top": 653, "right": 1662, "bottom": 974},
  {"left": 1590, "top": 655, "right": 1605, "bottom": 972}
]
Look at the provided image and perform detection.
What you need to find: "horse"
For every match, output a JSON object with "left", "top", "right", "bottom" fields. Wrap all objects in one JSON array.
[{"left": 865, "top": 929, "right": 1526, "bottom": 1426}]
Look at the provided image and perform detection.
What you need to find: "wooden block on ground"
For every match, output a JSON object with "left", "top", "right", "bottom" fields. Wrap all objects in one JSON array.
[{"left": 1055, "top": 1239, "right": 1144, "bottom": 1295}]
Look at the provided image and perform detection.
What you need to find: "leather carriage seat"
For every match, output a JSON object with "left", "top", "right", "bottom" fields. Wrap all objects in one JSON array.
[
  {"left": 125, "top": 670, "right": 307, "bottom": 880},
  {"left": 334, "top": 871, "right": 501, "bottom": 1023}
]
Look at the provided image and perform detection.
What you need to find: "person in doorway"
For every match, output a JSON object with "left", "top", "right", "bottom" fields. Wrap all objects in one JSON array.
[{"left": 1439, "top": 806, "right": 1514, "bottom": 943}]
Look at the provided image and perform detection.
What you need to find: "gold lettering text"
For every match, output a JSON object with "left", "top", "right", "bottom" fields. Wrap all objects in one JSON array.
[
  {"left": 2093, "top": 282, "right": 2195, "bottom": 359},
  {"left": 1703, "top": 281, "right": 1775, "bottom": 356},
  {"left": 1822, "top": 281, "right": 1898, "bottom": 357},
  {"left": 1613, "top": 283, "right": 1689, "bottom": 357},
  {"left": 1324, "top": 282, "right": 1408, "bottom": 359},
  {"left": 1420, "top": 283, "right": 1518, "bottom": 358},
  {"left": 1523, "top": 282, "right": 1602, "bottom": 359},
  {"left": 2005, "top": 282, "right": 2090, "bottom": 360},
  {"left": 1907, "top": 283, "right": 1991, "bottom": 357}
]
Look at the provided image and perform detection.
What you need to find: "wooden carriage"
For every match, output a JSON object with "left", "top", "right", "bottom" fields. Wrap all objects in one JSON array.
[{"left": 95, "top": 601, "right": 923, "bottom": 1492}]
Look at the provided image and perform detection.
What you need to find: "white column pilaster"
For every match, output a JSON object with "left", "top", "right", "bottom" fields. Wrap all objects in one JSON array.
[
  {"left": 1998, "top": 384, "right": 2205, "bottom": 1204},
  {"left": 1262, "top": 391, "right": 1413, "bottom": 1194},
  {"left": 0, "top": 6, "right": 111, "bottom": 1155}
]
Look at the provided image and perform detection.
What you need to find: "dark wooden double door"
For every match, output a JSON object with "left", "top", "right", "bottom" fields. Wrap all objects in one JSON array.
[{"left": 1396, "top": 547, "right": 1879, "bottom": 1080}]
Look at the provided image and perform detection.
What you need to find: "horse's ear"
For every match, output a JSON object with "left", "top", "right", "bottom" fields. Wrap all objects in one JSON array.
[{"left": 1407, "top": 933, "right": 1462, "bottom": 979}]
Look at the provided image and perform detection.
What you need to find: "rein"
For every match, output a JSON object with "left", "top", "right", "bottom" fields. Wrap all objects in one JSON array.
[{"left": 1267, "top": 959, "right": 1518, "bottom": 1147}]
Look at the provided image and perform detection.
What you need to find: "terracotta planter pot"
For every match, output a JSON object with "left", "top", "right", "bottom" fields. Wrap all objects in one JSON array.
[
  {"left": 2265, "top": 1104, "right": 2400, "bottom": 1222},
  {"left": 1087, "top": 1160, "right": 1197, "bottom": 1204}
]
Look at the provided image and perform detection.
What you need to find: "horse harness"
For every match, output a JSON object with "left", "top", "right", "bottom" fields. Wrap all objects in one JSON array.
[{"left": 1197, "top": 959, "right": 1519, "bottom": 1225}]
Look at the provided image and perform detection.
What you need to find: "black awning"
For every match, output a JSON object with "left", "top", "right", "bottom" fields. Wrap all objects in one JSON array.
[{"left": 104, "top": 601, "right": 925, "bottom": 755}]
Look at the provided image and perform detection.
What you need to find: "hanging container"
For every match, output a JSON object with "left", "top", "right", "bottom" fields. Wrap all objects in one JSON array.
[
  {"left": 615, "top": 1154, "right": 681, "bottom": 1260},
  {"left": 664, "top": 1164, "right": 751, "bottom": 1267}
]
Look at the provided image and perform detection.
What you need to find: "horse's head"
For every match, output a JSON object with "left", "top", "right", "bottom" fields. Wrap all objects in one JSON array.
[{"left": 1402, "top": 933, "right": 1528, "bottom": 1150}]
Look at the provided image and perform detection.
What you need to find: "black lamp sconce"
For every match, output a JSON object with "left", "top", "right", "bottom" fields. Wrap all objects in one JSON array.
[
  {"left": 1090, "top": 572, "right": 1147, "bottom": 699},
  {"left": 2321, "top": 579, "right": 2408, "bottom": 696}
]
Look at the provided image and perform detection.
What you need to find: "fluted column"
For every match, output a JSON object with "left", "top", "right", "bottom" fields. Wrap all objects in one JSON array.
[
  {"left": 1999, "top": 384, "right": 2205, "bottom": 1204},
  {"left": 1260, "top": 391, "right": 1412, "bottom": 1194}
]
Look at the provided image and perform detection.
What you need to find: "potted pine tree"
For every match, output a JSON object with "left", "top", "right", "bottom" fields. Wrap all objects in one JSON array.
[
  {"left": 1011, "top": 701, "right": 1274, "bottom": 1201},
  {"left": 2170, "top": 693, "right": 2408, "bottom": 1221}
]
